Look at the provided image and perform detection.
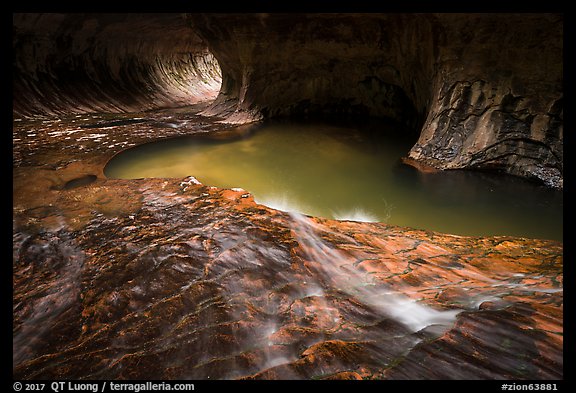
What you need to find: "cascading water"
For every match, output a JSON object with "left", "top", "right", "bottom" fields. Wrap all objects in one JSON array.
[
  {"left": 287, "top": 212, "right": 461, "bottom": 334},
  {"left": 13, "top": 107, "right": 563, "bottom": 379}
]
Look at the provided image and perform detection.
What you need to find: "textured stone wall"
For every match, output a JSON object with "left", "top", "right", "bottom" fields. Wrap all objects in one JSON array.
[
  {"left": 188, "top": 13, "right": 437, "bottom": 127},
  {"left": 409, "top": 14, "right": 563, "bottom": 188},
  {"left": 13, "top": 13, "right": 562, "bottom": 188},
  {"left": 189, "top": 13, "right": 562, "bottom": 188},
  {"left": 13, "top": 13, "right": 222, "bottom": 117}
]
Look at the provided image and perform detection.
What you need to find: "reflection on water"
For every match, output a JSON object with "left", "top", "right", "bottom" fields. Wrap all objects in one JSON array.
[{"left": 105, "top": 119, "right": 563, "bottom": 241}]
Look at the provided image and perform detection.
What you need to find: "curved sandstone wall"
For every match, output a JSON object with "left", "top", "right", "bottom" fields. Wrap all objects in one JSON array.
[
  {"left": 13, "top": 13, "right": 222, "bottom": 117},
  {"left": 188, "top": 13, "right": 436, "bottom": 128},
  {"left": 189, "top": 13, "right": 563, "bottom": 188},
  {"left": 13, "top": 13, "right": 562, "bottom": 188},
  {"left": 409, "top": 14, "right": 563, "bottom": 189},
  {"left": 11, "top": 13, "right": 564, "bottom": 380}
]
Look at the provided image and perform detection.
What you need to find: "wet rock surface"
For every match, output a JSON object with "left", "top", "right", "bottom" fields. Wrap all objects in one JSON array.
[
  {"left": 14, "top": 13, "right": 563, "bottom": 188},
  {"left": 13, "top": 108, "right": 563, "bottom": 380},
  {"left": 190, "top": 13, "right": 563, "bottom": 188}
]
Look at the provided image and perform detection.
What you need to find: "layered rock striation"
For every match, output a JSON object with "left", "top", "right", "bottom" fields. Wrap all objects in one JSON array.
[
  {"left": 12, "top": 13, "right": 564, "bottom": 380},
  {"left": 14, "top": 13, "right": 562, "bottom": 187},
  {"left": 12, "top": 109, "right": 563, "bottom": 380},
  {"left": 407, "top": 14, "right": 563, "bottom": 188},
  {"left": 189, "top": 13, "right": 563, "bottom": 187},
  {"left": 13, "top": 13, "right": 222, "bottom": 117}
]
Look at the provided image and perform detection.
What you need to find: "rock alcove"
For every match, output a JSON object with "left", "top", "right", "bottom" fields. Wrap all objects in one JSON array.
[{"left": 13, "top": 13, "right": 563, "bottom": 380}]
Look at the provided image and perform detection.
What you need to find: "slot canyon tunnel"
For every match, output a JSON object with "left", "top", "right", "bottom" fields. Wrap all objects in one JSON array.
[{"left": 13, "top": 13, "right": 564, "bottom": 380}]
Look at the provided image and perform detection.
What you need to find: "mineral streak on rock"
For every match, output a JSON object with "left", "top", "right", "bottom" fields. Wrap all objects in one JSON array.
[
  {"left": 13, "top": 13, "right": 563, "bottom": 380},
  {"left": 14, "top": 13, "right": 562, "bottom": 188},
  {"left": 188, "top": 13, "right": 562, "bottom": 188},
  {"left": 12, "top": 108, "right": 563, "bottom": 379}
]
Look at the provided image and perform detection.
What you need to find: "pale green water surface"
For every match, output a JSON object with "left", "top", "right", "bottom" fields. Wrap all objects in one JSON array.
[{"left": 105, "top": 120, "right": 563, "bottom": 241}]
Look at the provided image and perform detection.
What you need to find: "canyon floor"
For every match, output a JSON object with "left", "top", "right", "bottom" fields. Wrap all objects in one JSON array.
[{"left": 12, "top": 106, "right": 563, "bottom": 380}]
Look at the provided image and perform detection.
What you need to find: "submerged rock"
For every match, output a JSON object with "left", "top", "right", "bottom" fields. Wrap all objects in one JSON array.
[
  {"left": 12, "top": 118, "right": 563, "bottom": 378},
  {"left": 12, "top": 11, "right": 563, "bottom": 380},
  {"left": 11, "top": 76, "right": 563, "bottom": 379},
  {"left": 14, "top": 13, "right": 562, "bottom": 188}
]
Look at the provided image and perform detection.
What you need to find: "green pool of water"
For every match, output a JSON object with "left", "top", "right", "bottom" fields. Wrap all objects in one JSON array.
[{"left": 104, "top": 119, "right": 563, "bottom": 241}]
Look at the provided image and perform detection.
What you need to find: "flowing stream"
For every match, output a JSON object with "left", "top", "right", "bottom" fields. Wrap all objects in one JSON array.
[{"left": 288, "top": 211, "right": 461, "bottom": 333}]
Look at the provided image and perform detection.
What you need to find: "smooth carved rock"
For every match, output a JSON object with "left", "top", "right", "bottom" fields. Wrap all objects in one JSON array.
[
  {"left": 12, "top": 173, "right": 563, "bottom": 379},
  {"left": 13, "top": 14, "right": 222, "bottom": 118},
  {"left": 14, "top": 13, "right": 562, "bottom": 187},
  {"left": 12, "top": 13, "right": 563, "bottom": 380},
  {"left": 188, "top": 13, "right": 562, "bottom": 187},
  {"left": 12, "top": 109, "right": 563, "bottom": 378}
]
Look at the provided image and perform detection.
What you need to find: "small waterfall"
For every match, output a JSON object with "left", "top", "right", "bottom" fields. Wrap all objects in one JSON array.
[{"left": 288, "top": 212, "right": 461, "bottom": 333}]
